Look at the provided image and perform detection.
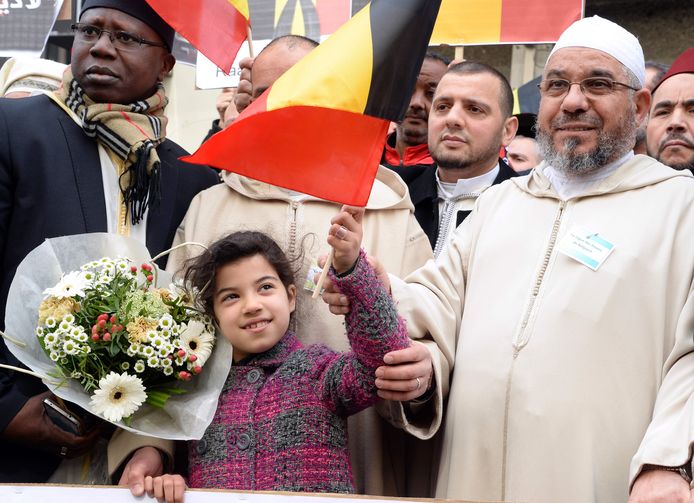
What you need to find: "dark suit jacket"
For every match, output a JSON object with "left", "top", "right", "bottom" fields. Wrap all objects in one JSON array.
[
  {"left": 390, "top": 159, "right": 518, "bottom": 249},
  {"left": 0, "top": 95, "right": 219, "bottom": 482}
]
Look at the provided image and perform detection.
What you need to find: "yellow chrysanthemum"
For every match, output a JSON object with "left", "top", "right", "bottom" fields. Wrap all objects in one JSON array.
[
  {"left": 126, "top": 317, "right": 158, "bottom": 344},
  {"left": 38, "top": 297, "right": 80, "bottom": 325},
  {"left": 154, "top": 288, "right": 172, "bottom": 301}
]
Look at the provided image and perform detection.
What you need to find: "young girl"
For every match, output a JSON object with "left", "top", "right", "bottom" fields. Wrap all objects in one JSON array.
[{"left": 145, "top": 206, "right": 410, "bottom": 502}]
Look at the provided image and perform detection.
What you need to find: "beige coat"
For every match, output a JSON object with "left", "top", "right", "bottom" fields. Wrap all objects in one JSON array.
[
  {"left": 166, "top": 166, "right": 434, "bottom": 496},
  {"left": 387, "top": 155, "right": 694, "bottom": 503}
]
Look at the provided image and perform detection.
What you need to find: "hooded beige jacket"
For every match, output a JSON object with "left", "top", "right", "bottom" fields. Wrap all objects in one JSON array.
[
  {"left": 165, "top": 166, "right": 433, "bottom": 496},
  {"left": 386, "top": 155, "right": 694, "bottom": 503}
]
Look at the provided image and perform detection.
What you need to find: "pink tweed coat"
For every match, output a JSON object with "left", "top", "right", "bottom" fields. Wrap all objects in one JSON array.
[{"left": 187, "top": 251, "right": 410, "bottom": 493}]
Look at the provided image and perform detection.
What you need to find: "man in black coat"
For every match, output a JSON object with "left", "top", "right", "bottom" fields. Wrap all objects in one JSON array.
[
  {"left": 391, "top": 61, "right": 519, "bottom": 255},
  {"left": 0, "top": 0, "right": 218, "bottom": 483}
]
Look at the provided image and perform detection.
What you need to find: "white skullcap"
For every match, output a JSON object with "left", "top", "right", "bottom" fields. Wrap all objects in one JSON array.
[
  {"left": 548, "top": 15, "right": 645, "bottom": 88},
  {"left": 0, "top": 57, "right": 66, "bottom": 97}
]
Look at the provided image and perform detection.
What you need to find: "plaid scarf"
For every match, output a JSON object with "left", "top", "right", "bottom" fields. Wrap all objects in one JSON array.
[{"left": 55, "top": 68, "right": 168, "bottom": 225}]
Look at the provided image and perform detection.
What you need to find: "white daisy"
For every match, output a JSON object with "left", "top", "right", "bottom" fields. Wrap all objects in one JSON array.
[
  {"left": 89, "top": 372, "right": 147, "bottom": 422},
  {"left": 63, "top": 340, "right": 79, "bottom": 355},
  {"left": 121, "top": 362, "right": 130, "bottom": 371},
  {"left": 49, "top": 351, "right": 59, "bottom": 362},
  {"left": 158, "top": 315, "right": 173, "bottom": 330},
  {"left": 44, "top": 333, "right": 59, "bottom": 346},
  {"left": 36, "top": 327, "right": 45, "bottom": 337},
  {"left": 147, "top": 356, "right": 160, "bottom": 368},
  {"left": 157, "top": 347, "right": 170, "bottom": 358},
  {"left": 179, "top": 320, "right": 215, "bottom": 367},
  {"left": 161, "top": 358, "right": 172, "bottom": 368},
  {"left": 134, "top": 360, "right": 146, "bottom": 373},
  {"left": 45, "top": 317, "right": 57, "bottom": 328},
  {"left": 44, "top": 271, "right": 92, "bottom": 298},
  {"left": 163, "top": 366, "right": 174, "bottom": 376}
]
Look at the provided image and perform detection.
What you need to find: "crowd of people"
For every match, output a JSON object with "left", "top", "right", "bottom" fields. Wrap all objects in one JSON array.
[{"left": 0, "top": 1, "right": 693, "bottom": 503}]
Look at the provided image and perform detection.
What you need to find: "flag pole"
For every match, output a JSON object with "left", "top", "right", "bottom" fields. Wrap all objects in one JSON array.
[
  {"left": 247, "top": 24, "right": 255, "bottom": 58},
  {"left": 311, "top": 249, "right": 333, "bottom": 299}
]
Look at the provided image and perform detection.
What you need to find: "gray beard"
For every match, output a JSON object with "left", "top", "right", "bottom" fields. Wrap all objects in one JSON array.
[{"left": 536, "top": 114, "right": 637, "bottom": 177}]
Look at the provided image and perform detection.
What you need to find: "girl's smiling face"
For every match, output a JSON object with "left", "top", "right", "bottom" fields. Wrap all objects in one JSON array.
[{"left": 213, "top": 254, "right": 296, "bottom": 362}]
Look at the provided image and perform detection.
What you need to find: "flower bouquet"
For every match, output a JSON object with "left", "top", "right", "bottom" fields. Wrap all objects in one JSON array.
[{"left": 3, "top": 233, "right": 231, "bottom": 440}]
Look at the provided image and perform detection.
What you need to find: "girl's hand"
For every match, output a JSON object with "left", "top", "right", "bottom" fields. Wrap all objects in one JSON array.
[
  {"left": 144, "top": 474, "right": 187, "bottom": 503},
  {"left": 328, "top": 205, "right": 365, "bottom": 274}
]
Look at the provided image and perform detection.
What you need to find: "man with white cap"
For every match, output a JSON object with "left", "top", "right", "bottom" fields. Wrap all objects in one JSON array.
[
  {"left": 646, "top": 47, "right": 694, "bottom": 173},
  {"left": 341, "top": 15, "right": 694, "bottom": 503}
]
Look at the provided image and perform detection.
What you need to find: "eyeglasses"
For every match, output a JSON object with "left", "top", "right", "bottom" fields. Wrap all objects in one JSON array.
[
  {"left": 71, "top": 23, "right": 167, "bottom": 51},
  {"left": 537, "top": 77, "right": 640, "bottom": 98}
]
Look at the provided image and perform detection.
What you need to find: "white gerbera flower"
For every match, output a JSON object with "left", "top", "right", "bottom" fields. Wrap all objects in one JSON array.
[
  {"left": 179, "top": 320, "right": 214, "bottom": 366},
  {"left": 90, "top": 372, "right": 147, "bottom": 422},
  {"left": 44, "top": 271, "right": 92, "bottom": 298}
]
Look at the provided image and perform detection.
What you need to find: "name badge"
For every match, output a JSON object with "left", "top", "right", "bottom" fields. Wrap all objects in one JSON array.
[{"left": 558, "top": 226, "right": 615, "bottom": 271}]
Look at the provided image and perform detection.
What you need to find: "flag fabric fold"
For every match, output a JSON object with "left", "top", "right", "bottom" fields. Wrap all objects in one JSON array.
[
  {"left": 145, "top": 0, "right": 249, "bottom": 73},
  {"left": 185, "top": 0, "right": 442, "bottom": 206}
]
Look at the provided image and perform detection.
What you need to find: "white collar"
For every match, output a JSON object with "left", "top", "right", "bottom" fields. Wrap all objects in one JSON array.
[{"left": 543, "top": 151, "right": 634, "bottom": 200}]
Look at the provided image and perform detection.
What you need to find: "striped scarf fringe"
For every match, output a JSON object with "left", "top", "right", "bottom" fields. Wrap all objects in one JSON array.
[{"left": 58, "top": 71, "right": 168, "bottom": 225}]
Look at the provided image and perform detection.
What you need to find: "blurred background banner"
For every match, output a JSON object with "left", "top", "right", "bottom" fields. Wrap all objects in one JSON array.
[
  {"left": 432, "top": 0, "right": 584, "bottom": 45},
  {"left": 0, "top": 0, "right": 63, "bottom": 57}
]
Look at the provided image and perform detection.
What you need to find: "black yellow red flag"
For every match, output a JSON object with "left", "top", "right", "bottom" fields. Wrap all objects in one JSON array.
[{"left": 185, "top": 0, "right": 442, "bottom": 206}]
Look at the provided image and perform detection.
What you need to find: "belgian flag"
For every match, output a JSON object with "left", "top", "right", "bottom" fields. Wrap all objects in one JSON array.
[
  {"left": 145, "top": 0, "right": 250, "bottom": 73},
  {"left": 186, "top": 0, "right": 442, "bottom": 206}
]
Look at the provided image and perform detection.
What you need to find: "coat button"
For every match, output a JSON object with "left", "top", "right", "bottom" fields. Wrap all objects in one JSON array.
[
  {"left": 196, "top": 439, "right": 208, "bottom": 455},
  {"left": 246, "top": 369, "right": 261, "bottom": 383},
  {"left": 237, "top": 433, "right": 251, "bottom": 450}
]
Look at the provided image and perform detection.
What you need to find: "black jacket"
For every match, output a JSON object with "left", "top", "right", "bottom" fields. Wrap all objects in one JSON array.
[
  {"left": 390, "top": 159, "right": 518, "bottom": 249},
  {"left": 0, "top": 95, "right": 219, "bottom": 482}
]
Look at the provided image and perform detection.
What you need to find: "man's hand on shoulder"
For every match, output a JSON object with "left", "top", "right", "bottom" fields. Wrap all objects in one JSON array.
[{"left": 628, "top": 468, "right": 693, "bottom": 503}]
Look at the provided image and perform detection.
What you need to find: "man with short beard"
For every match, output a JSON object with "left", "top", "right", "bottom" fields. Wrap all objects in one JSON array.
[
  {"left": 646, "top": 48, "right": 694, "bottom": 173},
  {"left": 336, "top": 16, "right": 694, "bottom": 503},
  {"left": 404, "top": 61, "right": 518, "bottom": 254},
  {"left": 382, "top": 53, "right": 448, "bottom": 174}
]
